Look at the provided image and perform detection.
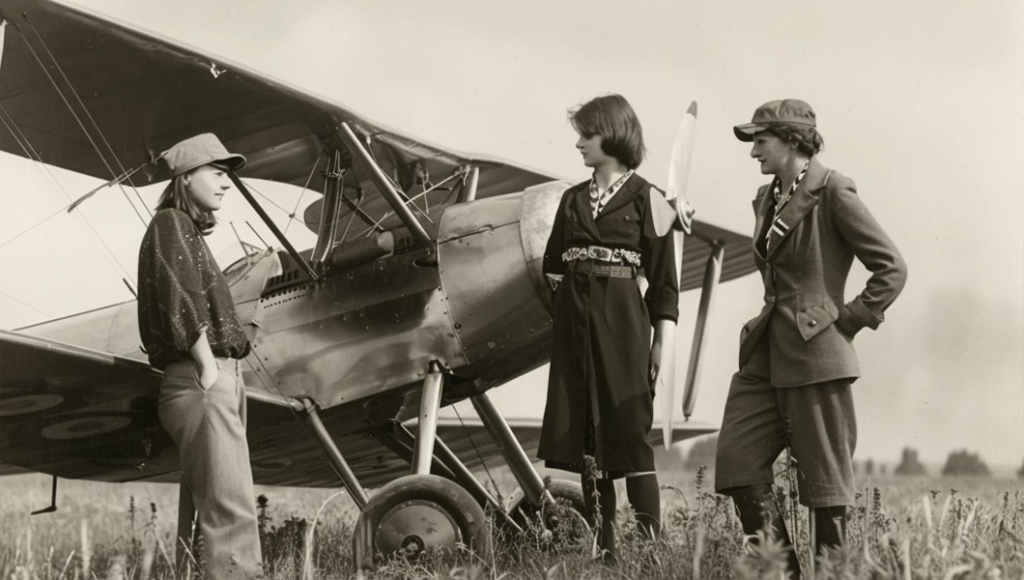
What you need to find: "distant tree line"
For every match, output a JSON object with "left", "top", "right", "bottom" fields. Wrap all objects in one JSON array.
[
  {"left": 677, "top": 441, "right": 1013, "bottom": 479},
  {"left": 895, "top": 447, "right": 926, "bottom": 476},
  {"left": 942, "top": 449, "right": 990, "bottom": 476}
]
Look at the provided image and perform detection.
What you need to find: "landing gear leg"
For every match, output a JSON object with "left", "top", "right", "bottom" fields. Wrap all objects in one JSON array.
[
  {"left": 470, "top": 393, "right": 549, "bottom": 506},
  {"left": 412, "top": 362, "right": 444, "bottom": 475},
  {"left": 301, "top": 399, "right": 370, "bottom": 509},
  {"left": 353, "top": 362, "right": 491, "bottom": 570},
  {"left": 371, "top": 423, "right": 522, "bottom": 532},
  {"left": 471, "top": 393, "right": 587, "bottom": 539}
]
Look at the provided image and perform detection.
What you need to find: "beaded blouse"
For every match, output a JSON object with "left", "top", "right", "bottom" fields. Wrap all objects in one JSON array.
[{"left": 137, "top": 209, "right": 250, "bottom": 370}]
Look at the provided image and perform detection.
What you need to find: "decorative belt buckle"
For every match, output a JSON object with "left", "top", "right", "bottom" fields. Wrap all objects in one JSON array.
[{"left": 589, "top": 246, "right": 612, "bottom": 261}]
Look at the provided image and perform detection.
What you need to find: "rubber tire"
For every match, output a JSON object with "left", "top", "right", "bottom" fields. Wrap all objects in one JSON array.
[
  {"left": 506, "top": 479, "right": 589, "bottom": 540},
  {"left": 352, "top": 474, "right": 492, "bottom": 571}
]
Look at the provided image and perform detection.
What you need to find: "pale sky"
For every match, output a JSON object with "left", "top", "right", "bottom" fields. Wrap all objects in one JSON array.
[{"left": 1, "top": 0, "right": 1022, "bottom": 468}]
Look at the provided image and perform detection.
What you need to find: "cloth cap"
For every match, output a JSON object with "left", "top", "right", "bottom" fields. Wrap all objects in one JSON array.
[
  {"left": 162, "top": 133, "right": 246, "bottom": 178},
  {"left": 733, "top": 99, "right": 816, "bottom": 142}
]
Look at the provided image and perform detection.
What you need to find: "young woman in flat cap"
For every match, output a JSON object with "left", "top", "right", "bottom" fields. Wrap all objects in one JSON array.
[
  {"left": 717, "top": 100, "right": 907, "bottom": 577},
  {"left": 537, "top": 94, "right": 680, "bottom": 562},
  {"left": 137, "top": 133, "right": 262, "bottom": 579}
]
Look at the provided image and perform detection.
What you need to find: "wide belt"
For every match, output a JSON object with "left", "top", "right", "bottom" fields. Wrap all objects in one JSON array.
[
  {"left": 562, "top": 245, "right": 641, "bottom": 267},
  {"left": 573, "top": 261, "right": 637, "bottom": 279}
]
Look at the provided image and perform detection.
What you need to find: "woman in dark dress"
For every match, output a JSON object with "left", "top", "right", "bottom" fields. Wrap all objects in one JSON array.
[
  {"left": 537, "top": 94, "right": 680, "bottom": 560},
  {"left": 137, "top": 134, "right": 263, "bottom": 579}
]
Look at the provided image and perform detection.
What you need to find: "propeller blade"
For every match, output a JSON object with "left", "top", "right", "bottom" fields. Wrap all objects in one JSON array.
[
  {"left": 666, "top": 102, "right": 697, "bottom": 202},
  {"left": 660, "top": 101, "right": 698, "bottom": 449}
]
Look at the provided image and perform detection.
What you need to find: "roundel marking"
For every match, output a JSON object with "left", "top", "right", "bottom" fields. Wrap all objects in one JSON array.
[
  {"left": 41, "top": 416, "right": 132, "bottom": 440},
  {"left": 0, "top": 394, "right": 65, "bottom": 417}
]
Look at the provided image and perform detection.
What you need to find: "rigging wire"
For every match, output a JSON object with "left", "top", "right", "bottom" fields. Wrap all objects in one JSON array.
[
  {"left": 364, "top": 136, "right": 434, "bottom": 224},
  {"left": 356, "top": 170, "right": 461, "bottom": 238},
  {"left": 452, "top": 405, "right": 503, "bottom": 499},
  {"left": 0, "top": 289, "right": 54, "bottom": 319},
  {"left": 5, "top": 15, "right": 323, "bottom": 472},
  {"left": 238, "top": 179, "right": 293, "bottom": 217},
  {"left": 0, "top": 205, "right": 67, "bottom": 250},
  {"left": 283, "top": 152, "right": 323, "bottom": 235},
  {"left": 0, "top": 103, "right": 73, "bottom": 206},
  {"left": 365, "top": 136, "right": 406, "bottom": 195},
  {"left": 0, "top": 104, "right": 137, "bottom": 286},
  {"left": 339, "top": 181, "right": 362, "bottom": 243},
  {"left": 26, "top": 20, "right": 153, "bottom": 221},
  {"left": 14, "top": 21, "right": 148, "bottom": 228}
]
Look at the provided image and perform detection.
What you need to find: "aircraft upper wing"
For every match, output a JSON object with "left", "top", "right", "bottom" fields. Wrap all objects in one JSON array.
[
  {"left": 0, "top": 0, "right": 758, "bottom": 281},
  {"left": 0, "top": 0, "right": 557, "bottom": 238}
]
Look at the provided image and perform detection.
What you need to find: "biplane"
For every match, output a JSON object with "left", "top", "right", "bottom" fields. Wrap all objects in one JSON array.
[{"left": 0, "top": 0, "right": 756, "bottom": 566}]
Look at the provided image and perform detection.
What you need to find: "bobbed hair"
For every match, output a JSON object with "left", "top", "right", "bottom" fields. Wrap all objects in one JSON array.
[
  {"left": 569, "top": 94, "right": 646, "bottom": 169},
  {"left": 155, "top": 169, "right": 217, "bottom": 235},
  {"left": 764, "top": 124, "right": 825, "bottom": 157}
]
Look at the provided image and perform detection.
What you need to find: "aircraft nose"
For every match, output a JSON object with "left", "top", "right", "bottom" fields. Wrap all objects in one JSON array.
[
  {"left": 514, "top": 181, "right": 572, "bottom": 315},
  {"left": 435, "top": 180, "right": 570, "bottom": 386}
]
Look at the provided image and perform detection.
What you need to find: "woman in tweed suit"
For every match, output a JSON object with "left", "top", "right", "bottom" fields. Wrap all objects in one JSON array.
[{"left": 717, "top": 100, "right": 907, "bottom": 577}]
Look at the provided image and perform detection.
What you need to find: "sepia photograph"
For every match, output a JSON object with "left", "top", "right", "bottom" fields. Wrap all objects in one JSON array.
[{"left": 0, "top": 0, "right": 1020, "bottom": 578}]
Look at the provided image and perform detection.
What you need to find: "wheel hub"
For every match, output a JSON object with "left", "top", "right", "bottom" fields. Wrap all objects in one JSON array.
[{"left": 374, "top": 500, "right": 462, "bottom": 558}]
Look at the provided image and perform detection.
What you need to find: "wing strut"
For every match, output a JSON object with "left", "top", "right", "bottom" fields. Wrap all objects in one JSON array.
[
  {"left": 681, "top": 242, "right": 725, "bottom": 419},
  {"left": 456, "top": 166, "right": 480, "bottom": 203},
  {"left": 229, "top": 171, "right": 320, "bottom": 283},
  {"left": 338, "top": 123, "right": 433, "bottom": 248},
  {"left": 310, "top": 150, "right": 345, "bottom": 267}
]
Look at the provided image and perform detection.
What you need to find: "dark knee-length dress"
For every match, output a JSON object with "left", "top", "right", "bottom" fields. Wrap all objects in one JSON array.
[{"left": 537, "top": 173, "right": 679, "bottom": 476}]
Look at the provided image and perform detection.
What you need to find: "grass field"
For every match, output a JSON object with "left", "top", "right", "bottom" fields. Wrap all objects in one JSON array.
[{"left": 1, "top": 462, "right": 1022, "bottom": 579}]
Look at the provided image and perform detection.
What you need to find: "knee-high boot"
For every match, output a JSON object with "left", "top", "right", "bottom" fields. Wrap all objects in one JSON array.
[
  {"left": 727, "top": 484, "right": 801, "bottom": 579},
  {"left": 626, "top": 473, "right": 661, "bottom": 540},
  {"left": 582, "top": 472, "right": 617, "bottom": 561}
]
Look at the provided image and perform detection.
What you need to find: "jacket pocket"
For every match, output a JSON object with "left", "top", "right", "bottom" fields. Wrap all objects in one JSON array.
[{"left": 795, "top": 298, "right": 839, "bottom": 341}]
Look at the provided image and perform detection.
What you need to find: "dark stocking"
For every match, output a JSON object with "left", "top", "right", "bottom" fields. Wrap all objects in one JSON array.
[
  {"left": 582, "top": 472, "right": 617, "bottom": 561},
  {"left": 727, "top": 484, "right": 801, "bottom": 579},
  {"left": 626, "top": 473, "right": 661, "bottom": 540},
  {"left": 814, "top": 505, "right": 848, "bottom": 555}
]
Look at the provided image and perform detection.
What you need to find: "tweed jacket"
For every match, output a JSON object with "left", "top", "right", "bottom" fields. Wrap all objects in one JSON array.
[{"left": 738, "top": 157, "right": 908, "bottom": 387}]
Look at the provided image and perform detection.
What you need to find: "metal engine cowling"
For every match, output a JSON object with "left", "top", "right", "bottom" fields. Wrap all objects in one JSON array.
[{"left": 436, "top": 181, "right": 570, "bottom": 390}]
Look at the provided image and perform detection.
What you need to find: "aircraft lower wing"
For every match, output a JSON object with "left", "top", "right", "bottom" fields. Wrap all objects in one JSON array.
[
  {"left": 0, "top": 329, "right": 173, "bottom": 482},
  {"left": 0, "top": 330, "right": 714, "bottom": 489},
  {"left": 432, "top": 416, "right": 717, "bottom": 473}
]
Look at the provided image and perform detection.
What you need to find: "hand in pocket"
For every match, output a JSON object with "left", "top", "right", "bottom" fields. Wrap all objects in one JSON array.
[{"left": 199, "top": 365, "right": 219, "bottom": 390}]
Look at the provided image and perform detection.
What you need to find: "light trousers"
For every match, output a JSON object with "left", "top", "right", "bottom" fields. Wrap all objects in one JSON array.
[{"left": 159, "top": 358, "right": 262, "bottom": 579}]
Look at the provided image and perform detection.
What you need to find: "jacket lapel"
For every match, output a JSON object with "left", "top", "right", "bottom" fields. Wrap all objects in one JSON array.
[
  {"left": 751, "top": 188, "right": 772, "bottom": 261},
  {"left": 595, "top": 173, "right": 642, "bottom": 220},
  {"left": 572, "top": 180, "right": 603, "bottom": 240},
  {"left": 765, "top": 158, "right": 830, "bottom": 260}
]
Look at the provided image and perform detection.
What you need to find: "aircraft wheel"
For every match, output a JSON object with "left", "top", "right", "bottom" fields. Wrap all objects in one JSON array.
[
  {"left": 352, "top": 474, "right": 491, "bottom": 570},
  {"left": 505, "top": 479, "right": 590, "bottom": 545}
]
